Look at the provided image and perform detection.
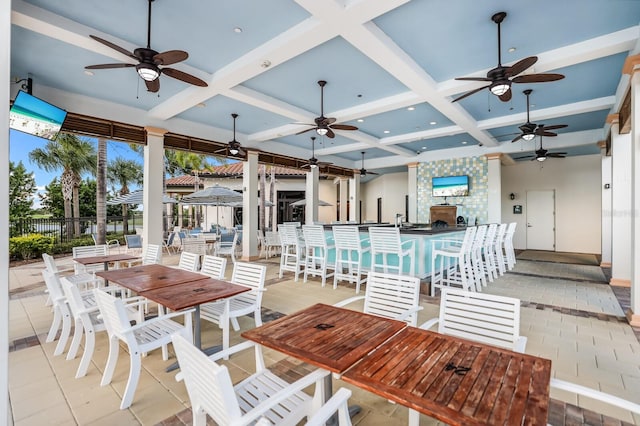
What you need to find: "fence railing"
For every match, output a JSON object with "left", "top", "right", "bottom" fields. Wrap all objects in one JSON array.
[{"left": 10, "top": 213, "right": 144, "bottom": 244}]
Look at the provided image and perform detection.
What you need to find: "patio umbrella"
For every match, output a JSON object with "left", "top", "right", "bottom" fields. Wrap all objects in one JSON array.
[
  {"left": 181, "top": 185, "right": 243, "bottom": 230},
  {"left": 107, "top": 190, "right": 178, "bottom": 205},
  {"left": 226, "top": 199, "right": 274, "bottom": 208},
  {"left": 290, "top": 199, "right": 333, "bottom": 207}
]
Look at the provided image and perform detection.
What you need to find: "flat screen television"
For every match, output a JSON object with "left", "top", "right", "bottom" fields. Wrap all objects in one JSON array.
[
  {"left": 432, "top": 175, "right": 469, "bottom": 197},
  {"left": 9, "top": 90, "right": 67, "bottom": 141}
]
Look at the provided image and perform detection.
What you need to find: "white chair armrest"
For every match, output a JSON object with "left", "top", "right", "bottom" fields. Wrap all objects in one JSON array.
[
  {"left": 333, "top": 295, "right": 365, "bottom": 308},
  {"left": 514, "top": 336, "right": 528, "bottom": 353},
  {"left": 241, "top": 368, "right": 330, "bottom": 425},
  {"left": 401, "top": 239, "right": 415, "bottom": 249},
  {"left": 418, "top": 317, "right": 439, "bottom": 330},
  {"left": 550, "top": 378, "right": 640, "bottom": 414},
  {"left": 305, "top": 388, "right": 352, "bottom": 426},
  {"left": 395, "top": 306, "right": 423, "bottom": 322},
  {"left": 127, "top": 308, "right": 195, "bottom": 333},
  {"left": 208, "top": 340, "right": 256, "bottom": 363}
]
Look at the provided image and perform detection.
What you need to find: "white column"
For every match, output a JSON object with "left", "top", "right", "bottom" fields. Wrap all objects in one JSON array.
[
  {"left": 486, "top": 154, "right": 502, "bottom": 224},
  {"left": 305, "top": 167, "right": 320, "bottom": 224},
  {"left": 242, "top": 151, "right": 259, "bottom": 260},
  {"left": 407, "top": 163, "right": 418, "bottom": 223},
  {"left": 143, "top": 127, "right": 166, "bottom": 257},
  {"left": 610, "top": 119, "right": 632, "bottom": 287},
  {"left": 349, "top": 173, "right": 361, "bottom": 222},
  {"left": 629, "top": 66, "right": 640, "bottom": 326},
  {"left": 339, "top": 178, "right": 348, "bottom": 221},
  {"left": 600, "top": 143, "right": 612, "bottom": 267},
  {"left": 1, "top": 0, "right": 10, "bottom": 419}
]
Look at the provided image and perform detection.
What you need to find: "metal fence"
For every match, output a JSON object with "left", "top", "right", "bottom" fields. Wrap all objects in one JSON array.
[{"left": 10, "top": 213, "right": 144, "bottom": 244}]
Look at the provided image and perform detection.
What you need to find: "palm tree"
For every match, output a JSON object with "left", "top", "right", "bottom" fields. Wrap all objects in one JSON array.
[
  {"left": 29, "top": 133, "right": 96, "bottom": 237},
  {"left": 107, "top": 157, "right": 142, "bottom": 235},
  {"left": 96, "top": 138, "right": 107, "bottom": 244}
]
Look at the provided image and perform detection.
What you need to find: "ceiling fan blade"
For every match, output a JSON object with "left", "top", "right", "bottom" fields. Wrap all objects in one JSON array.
[
  {"left": 318, "top": 161, "right": 333, "bottom": 166},
  {"left": 512, "top": 73, "right": 565, "bottom": 84},
  {"left": 540, "top": 124, "right": 568, "bottom": 131},
  {"left": 153, "top": 50, "right": 188, "bottom": 66},
  {"left": 330, "top": 124, "right": 358, "bottom": 131},
  {"left": 318, "top": 117, "right": 336, "bottom": 125},
  {"left": 548, "top": 152, "right": 567, "bottom": 156},
  {"left": 326, "top": 128, "right": 336, "bottom": 139},
  {"left": 367, "top": 171, "right": 380, "bottom": 175},
  {"left": 506, "top": 56, "right": 537, "bottom": 77},
  {"left": 301, "top": 163, "right": 310, "bottom": 169},
  {"left": 237, "top": 147, "right": 247, "bottom": 157},
  {"left": 513, "top": 155, "right": 534, "bottom": 160},
  {"left": 511, "top": 134, "right": 524, "bottom": 143},
  {"left": 455, "top": 77, "right": 493, "bottom": 82},
  {"left": 295, "top": 127, "right": 315, "bottom": 135},
  {"left": 145, "top": 78, "right": 160, "bottom": 93},
  {"left": 451, "top": 84, "right": 492, "bottom": 103},
  {"left": 538, "top": 131, "right": 557, "bottom": 137},
  {"left": 85, "top": 63, "right": 135, "bottom": 70},
  {"left": 498, "top": 89, "right": 512, "bottom": 102},
  {"left": 162, "top": 67, "right": 208, "bottom": 87},
  {"left": 89, "top": 35, "right": 138, "bottom": 60}
]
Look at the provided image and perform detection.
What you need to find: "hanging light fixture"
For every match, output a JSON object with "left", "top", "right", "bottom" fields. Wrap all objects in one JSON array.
[
  {"left": 136, "top": 63, "right": 160, "bottom": 81},
  {"left": 490, "top": 80, "right": 510, "bottom": 96}
]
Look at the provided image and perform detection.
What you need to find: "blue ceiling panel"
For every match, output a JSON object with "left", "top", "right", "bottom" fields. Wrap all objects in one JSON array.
[{"left": 399, "top": 134, "right": 480, "bottom": 155}]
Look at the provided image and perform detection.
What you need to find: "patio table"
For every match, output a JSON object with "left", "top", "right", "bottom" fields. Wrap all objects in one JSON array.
[
  {"left": 95, "top": 263, "right": 204, "bottom": 291},
  {"left": 342, "top": 326, "right": 551, "bottom": 426},
  {"left": 73, "top": 253, "right": 141, "bottom": 271}
]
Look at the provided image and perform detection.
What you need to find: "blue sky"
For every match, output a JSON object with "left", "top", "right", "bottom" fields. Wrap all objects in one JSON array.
[{"left": 10, "top": 129, "right": 144, "bottom": 206}]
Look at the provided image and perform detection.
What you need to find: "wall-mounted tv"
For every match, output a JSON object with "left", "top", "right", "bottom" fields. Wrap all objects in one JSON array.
[
  {"left": 432, "top": 175, "right": 469, "bottom": 197},
  {"left": 9, "top": 90, "right": 67, "bottom": 141}
]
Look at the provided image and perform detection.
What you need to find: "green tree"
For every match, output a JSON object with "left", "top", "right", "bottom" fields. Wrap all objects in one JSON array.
[
  {"left": 39, "top": 179, "right": 64, "bottom": 217},
  {"left": 96, "top": 139, "right": 107, "bottom": 244},
  {"left": 29, "top": 133, "right": 96, "bottom": 237},
  {"left": 41, "top": 178, "right": 120, "bottom": 218},
  {"left": 9, "top": 161, "right": 36, "bottom": 219},
  {"left": 107, "top": 156, "right": 142, "bottom": 234}
]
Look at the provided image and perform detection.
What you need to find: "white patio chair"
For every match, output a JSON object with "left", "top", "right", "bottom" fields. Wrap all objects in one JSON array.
[
  {"left": 124, "top": 234, "right": 143, "bottom": 255},
  {"left": 503, "top": 222, "right": 517, "bottom": 270},
  {"left": 214, "top": 230, "right": 239, "bottom": 264},
  {"left": 302, "top": 224, "right": 335, "bottom": 287},
  {"left": 178, "top": 251, "right": 201, "bottom": 272},
  {"left": 43, "top": 252, "right": 100, "bottom": 291},
  {"left": 332, "top": 225, "right": 370, "bottom": 294},
  {"left": 335, "top": 271, "right": 423, "bottom": 326},
  {"left": 419, "top": 288, "right": 527, "bottom": 352},
  {"left": 92, "top": 232, "right": 121, "bottom": 252},
  {"left": 72, "top": 244, "right": 108, "bottom": 275},
  {"left": 163, "top": 231, "right": 177, "bottom": 254},
  {"left": 172, "top": 334, "right": 329, "bottom": 426},
  {"left": 60, "top": 277, "right": 145, "bottom": 379},
  {"left": 199, "top": 262, "right": 267, "bottom": 357},
  {"left": 430, "top": 226, "right": 476, "bottom": 296},
  {"left": 279, "top": 224, "right": 305, "bottom": 281},
  {"left": 470, "top": 224, "right": 487, "bottom": 291},
  {"left": 257, "top": 229, "right": 266, "bottom": 258},
  {"left": 263, "top": 230, "right": 281, "bottom": 258},
  {"left": 481, "top": 223, "right": 499, "bottom": 282},
  {"left": 303, "top": 388, "right": 353, "bottom": 426},
  {"left": 368, "top": 227, "right": 415, "bottom": 276},
  {"left": 41, "top": 270, "right": 73, "bottom": 356},
  {"left": 94, "top": 288, "right": 194, "bottom": 409},
  {"left": 120, "top": 243, "right": 161, "bottom": 268},
  {"left": 200, "top": 255, "right": 227, "bottom": 280},
  {"left": 493, "top": 223, "right": 508, "bottom": 276}
]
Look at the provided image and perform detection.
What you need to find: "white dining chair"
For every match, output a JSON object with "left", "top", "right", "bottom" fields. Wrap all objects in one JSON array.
[
  {"left": 503, "top": 222, "right": 517, "bottom": 270},
  {"left": 178, "top": 251, "right": 201, "bottom": 272},
  {"left": 470, "top": 224, "right": 487, "bottom": 291},
  {"left": 302, "top": 224, "right": 335, "bottom": 287},
  {"left": 72, "top": 244, "right": 109, "bottom": 275},
  {"left": 200, "top": 254, "right": 227, "bottom": 280},
  {"left": 493, "top": 223, "right": 508, "bottom": 276},
  {"left": 279, "top": 223, "right": 305, "bottom": 281},
  {"left": 172, "top": 334, "right": 329, "bottom": 426},
  {"left": 41, "top": 270, "right": 74, "bottom": 356},
  {"left": 214, "top": 230, "right": 239, "bottom": 264},
  {"left": 430, "top": 226, "right": 476, "bottom": 296},
  {"left": 368, "top": 227, "right": 415, "bottom": 276},
  {"left": 481, "top": 223, "right": 498, "bottom": 282},
  {"left": 94, "top": 288, "right": 194, "bottom": 409},
  {"left": 263, "top": 231, "right": 281, "bottom": 258},
  {"left": 199, "top": 262, "right": 267, "bottom": 357}
]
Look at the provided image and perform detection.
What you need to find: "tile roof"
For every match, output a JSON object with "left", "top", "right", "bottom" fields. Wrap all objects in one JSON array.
[
  {"left": 201, "top": 163, "right": 306, "bottom": 177},
  {"left": 165, "top": 175, "right": 201, "bottom": 186}
]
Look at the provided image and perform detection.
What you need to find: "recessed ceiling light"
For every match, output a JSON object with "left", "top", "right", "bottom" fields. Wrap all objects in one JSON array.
[
  {"left": 383, "top": 130, "right": 390, "bottom": 134},
  {"left": 234, "top": 27, "right": 243, "bottom": 33},
  {"left": 429, "top": 121, "right": 437, "bottom": 125},
  {"left": 530, "top": 104, "right": 536, "bottom": 108},
  {"left": 407, "top": 106, "right": 415, "bottom": 111},
  {"left": 508, "top": 47, "right": 516, "bottom": 53},
  {"left": 84, "top": 70, "right": 94, "bottom": 76},
  {"left": 196, "top": 102, "right": 206, "bottom": 108},
  {"left": 461, "top": 141, "right": 468, "bottom": 145},
  {"left": 422, "top": 146, "right": 427, "bottom": 150},
  {"left": 357, "top": 119, "right": 364, "bottom": 123},
  {"left": 260, "top": 60, "right": 271, "bottom": 68}
]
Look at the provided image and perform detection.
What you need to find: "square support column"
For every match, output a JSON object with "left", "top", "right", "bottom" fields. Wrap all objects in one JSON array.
[
  {"left": 407, "top": 163, "right": 418, "bottom": 223},
  {"left": 629, "top": 66, "right": 640, "bottom": 326},
  {"left": 339, "top": 177, "right": 348, "bottom": 221},
  {"left": 610, "top": 119, "right": 632, "bottom": 288},
  {"left": 242, "top": 151, "right": 259, "bottom": 260},
  {"left": 485, "top": 153, "right": 502, "bottom": 224},
  {"left": 349, "top": 173, "right": 361, "bottom": 223},
  {"left": 143, "top": 127, "right": 167, "bottom": 259},
  {"left": 1, "top": 0, "right": 10, "bottom": 418},
  {"left": 305, "top": 167, "right": 320, "bottom": 224}
]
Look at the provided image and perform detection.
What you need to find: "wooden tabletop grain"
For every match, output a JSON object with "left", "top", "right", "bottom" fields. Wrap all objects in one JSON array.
[
  {"left": 342, "top": 327, "right": 551, "bottom": 426},
  {"left": 241, "top": 303, "right": 406, "bottom": 374},
  {"left": 73, "top": 253, "right": 140, "bottom": 265},
  {"left": 95, "top": 264, "right": 204, "bottom": 292},
  {"left": 139, "top": 278, "right": 249, "bottom": 311}
]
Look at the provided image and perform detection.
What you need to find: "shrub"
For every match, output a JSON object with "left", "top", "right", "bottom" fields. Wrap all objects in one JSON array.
[{"left": 9, "top": 234, "right": 55, "bottom": 260}]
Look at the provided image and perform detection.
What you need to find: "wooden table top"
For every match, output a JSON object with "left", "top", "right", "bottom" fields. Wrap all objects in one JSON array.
[
  {"left": 95, "top": 264, "right": 205, "bottom": 292},
  {"left": 241, "top": 303, "right": 406, "bottom": 374},
  {"left": 73, "top": 253, "right": 140, "bottom": 265},
  {"left": 139, "top": 278, "right": 250, "bottom": 311},
  {"left": 342, "top": 327, "right": 551, "bottom": 426}
]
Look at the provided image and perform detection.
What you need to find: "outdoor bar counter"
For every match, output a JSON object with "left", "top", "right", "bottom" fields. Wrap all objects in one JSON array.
[{"left": 322, "top": 223, "right": 465, "bottom": 279}]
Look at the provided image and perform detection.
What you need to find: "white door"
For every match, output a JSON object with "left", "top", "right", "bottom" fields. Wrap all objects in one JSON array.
[{"left": 526, "top": 190, "right": 555, "bottom": 251}]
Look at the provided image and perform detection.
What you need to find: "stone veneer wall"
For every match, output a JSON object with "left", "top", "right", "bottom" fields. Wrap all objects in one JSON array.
[{"left": 417, "top": 156, "right": 488, "bottom": 224}]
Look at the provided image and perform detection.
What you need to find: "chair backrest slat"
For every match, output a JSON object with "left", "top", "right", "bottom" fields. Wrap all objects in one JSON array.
[
  {"left": 178, "top": 251, "right": 201, "bottom": 272},
  {"left": 368, "top": 227, "right": 403, "bottom": 254},
  {"left": 231, "top": 262, "right": 267, "bottom": 305},
  {"left": 201, "top": 255, "right": 227, "bottom": 280},
  {"left": 143, "top": 244, "right": 161, "bottom": 265},
  {"left": 302, "top": 225, "right": 328, "bottom": 248},
  {"left": 364, "top": 272, "right": 421, "bottom": 326}
]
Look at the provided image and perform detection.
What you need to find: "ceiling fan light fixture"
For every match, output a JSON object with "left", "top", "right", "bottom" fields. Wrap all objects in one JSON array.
[
  {"left": 490, "top": 81, "right": 510, "bottom": 96},
  {"left": 136, "top": 63, "right": 160, "bottom": 81},
  {"left": 536, "top": 155, "right": 546, "bottom": 162},
  {"left": 316, "top": 127, "right": 328, "bottom": 136},
  {"left": 522, "top": 133, "right": 535, "bottom": 141},
  {"left": 309, "top": 163, "right": 317, "bottom": 169},
  {"left": 229, "top": 147, "right": 239, "bottom": 155}
]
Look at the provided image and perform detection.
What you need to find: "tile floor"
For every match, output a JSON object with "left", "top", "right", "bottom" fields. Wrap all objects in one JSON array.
[{"left": 7, "top": 253, "right": 640, "bottom": 425}]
